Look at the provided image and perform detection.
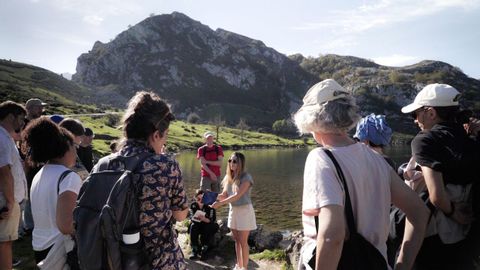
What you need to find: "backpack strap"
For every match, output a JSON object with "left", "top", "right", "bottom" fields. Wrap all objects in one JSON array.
[
  {"left": 57, "top": 170, "right": 73, "bottom": 194},
  {"left": 122, "top": 151, "right": 154, "bottom": 172},
  {"left": 201, "top": 145, "right": 219, "bottom": 158},
  {"left": 323, "top": 148, "right": 357, "bottom": 233},
  {"left": 101, "top": 152, "right": 154, "bottom": 173}
]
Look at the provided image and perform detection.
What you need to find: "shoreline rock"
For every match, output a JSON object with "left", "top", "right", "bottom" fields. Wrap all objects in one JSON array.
[{"left": 176, "top": 218, "right": 303, "bottom": 269}]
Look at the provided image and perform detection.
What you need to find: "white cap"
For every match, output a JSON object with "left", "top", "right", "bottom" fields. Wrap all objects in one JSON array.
[
  {"left": 299, "top": 79, "right": 350, "bottom": 110},
  {"left": 203, "top": 131, "right": 214, "bottom": 139},
  {"left": 401, "top": 83, "right": 460, "bottom": 113}
]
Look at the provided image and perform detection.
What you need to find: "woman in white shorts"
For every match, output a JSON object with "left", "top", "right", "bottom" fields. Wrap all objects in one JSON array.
[{"left": 211, "top": 152, "right": 256, "bottom": 270}]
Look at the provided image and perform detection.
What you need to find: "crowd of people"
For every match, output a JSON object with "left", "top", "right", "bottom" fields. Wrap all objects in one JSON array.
[
  {"left": 0, "top": 79, "right": 479, "bottom": 270},
  {"left": 295, "top": 80, "right": 480, "bottom": 270}
]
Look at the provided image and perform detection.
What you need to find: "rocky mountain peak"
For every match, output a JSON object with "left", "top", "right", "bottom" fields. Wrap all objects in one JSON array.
[{"left": 72, "top": 12, "right": 314, "bottom": 125}]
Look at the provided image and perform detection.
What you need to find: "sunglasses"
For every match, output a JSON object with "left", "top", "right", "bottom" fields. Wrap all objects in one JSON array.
[
  {"left": 228, "top": 159, "right": 238, "bottom": 164},
  {"left": 410, "top": 107, "right": 429, "bottom": 119}
]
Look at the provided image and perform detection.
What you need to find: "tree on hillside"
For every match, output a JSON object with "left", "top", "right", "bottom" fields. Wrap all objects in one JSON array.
[
  {"left": 272, "top": 119, "right": 297, "bottom": 136},
  {"left": 211, "top": 116, "right": 226, "bottom": 142},
  {"left": 187, "top": 112, "right": 200, "bottom": 124},
  {"left": 236, "top": 118, "right": 249, "bottom": 141}
]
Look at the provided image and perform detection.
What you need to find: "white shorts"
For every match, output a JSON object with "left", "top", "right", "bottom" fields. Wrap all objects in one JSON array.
[
  {"left": 228, "top": 203, "right": 257, "bottom": 231},
  {"left": 0, "top": 202, "right": 20, "bottom": 242}
]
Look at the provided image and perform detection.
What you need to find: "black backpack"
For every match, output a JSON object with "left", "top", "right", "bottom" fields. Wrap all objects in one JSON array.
[{"left": 73, "top": 152, "right": 153, "bottom": 270}]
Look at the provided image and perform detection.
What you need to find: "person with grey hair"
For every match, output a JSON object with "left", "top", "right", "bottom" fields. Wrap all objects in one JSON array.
[{"left": 294, "top": 79, "right": 428, "bottom": 270}]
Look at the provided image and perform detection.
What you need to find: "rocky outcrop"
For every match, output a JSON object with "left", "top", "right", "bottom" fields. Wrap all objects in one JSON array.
[
  {"left": 73, "top": 12, "right": 315, "bottom": 126},
  {"left": 293, "top": 54, "right": 480, "bottom": 133}
]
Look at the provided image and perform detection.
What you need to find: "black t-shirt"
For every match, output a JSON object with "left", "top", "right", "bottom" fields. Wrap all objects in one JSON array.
[
  {"left": 77, "top": 145, "right": 93, "bottom": 172},
  {"left": 411, "top": 122, "right": 478, "bottom": 185},
  {"left": 189, "top": 202, "right": 216, "bottom": 224}
]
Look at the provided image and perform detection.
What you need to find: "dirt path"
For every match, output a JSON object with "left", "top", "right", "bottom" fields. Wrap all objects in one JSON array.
[{"left": 178, "top": 232, "right": 285, "bottom": 270}]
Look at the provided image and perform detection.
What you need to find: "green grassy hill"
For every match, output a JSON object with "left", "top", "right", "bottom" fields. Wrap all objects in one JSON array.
[
  {"left": 75, "top": 114, "right": 314, "bottom": 157},
  {"left": 0, "top": 59, "right": 104, "bottom": 114}
]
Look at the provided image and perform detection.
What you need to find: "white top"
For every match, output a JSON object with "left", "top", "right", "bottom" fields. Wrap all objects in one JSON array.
[
  {"left": 302, "top": 143, "right": 393, "bottom": 264},
  {"left": 0, "top": 125, "right": 27, "bottom": 203},
  {"left": 31, "top": 164, "right": 82, "bottom": 251}
]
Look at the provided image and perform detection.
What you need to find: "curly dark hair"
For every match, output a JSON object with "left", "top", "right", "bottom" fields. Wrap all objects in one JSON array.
[
  {"left": 22, "top": 117, "right": 74, "bottom": 163},
  {"left": 122, "top": 91, "right": 175, "bottom": 141}
]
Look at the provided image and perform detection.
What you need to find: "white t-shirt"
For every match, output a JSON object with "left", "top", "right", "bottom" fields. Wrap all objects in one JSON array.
[
  {"left": 302, "top": 143, "right": 393, "bottom": 264},
  {"left": 31, "top": 164, "right": 82, "bottom": 251},
  {"left": 0, "top": 125, "right": 27, "bottom": 203}
]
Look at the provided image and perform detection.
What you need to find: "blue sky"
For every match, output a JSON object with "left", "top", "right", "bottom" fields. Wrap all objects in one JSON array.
[{"left": 1, "top": 0, "right": 479, "bottom": 78}]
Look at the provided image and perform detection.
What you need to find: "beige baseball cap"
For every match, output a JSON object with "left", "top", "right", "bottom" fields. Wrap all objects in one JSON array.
[
  {"left": 203, "top": 131, "right": 215, "bottom": 139},
  {"left": 401, "top": 83, "right": 460, "bottom": 113},
  {"left": 299, "top": 79, "right": 350, "bottom": 110}
]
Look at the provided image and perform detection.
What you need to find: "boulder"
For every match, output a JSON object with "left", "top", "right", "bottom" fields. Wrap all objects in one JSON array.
[
  {"left": 248, "top": 224, "right": 284, "bottom": 251},
  {"left": 285, "top": 230, "right": 304, "bottom": 268}
]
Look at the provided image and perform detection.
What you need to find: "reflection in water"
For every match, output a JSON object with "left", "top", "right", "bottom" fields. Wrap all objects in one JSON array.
[{"left": 174, "top": 144, "right": 412, "bottom": 231}]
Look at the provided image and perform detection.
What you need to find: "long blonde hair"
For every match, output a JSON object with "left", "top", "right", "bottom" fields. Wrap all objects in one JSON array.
[{"left": 221, "top": 152, "right": 246, "bottom": 192}]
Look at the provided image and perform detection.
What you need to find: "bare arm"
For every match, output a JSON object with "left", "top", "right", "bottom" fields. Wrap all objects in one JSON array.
[
  {"left": 199, "top": 157, "right": 217, "bottom": 180},
  {"left": 172, "top": 208, "right": 189, "bottom": 221},
  {"left": 56, "top": 191, "right": 78, "bottom": 235},
  {"left": 211, "top": 181, "right": 251, "bottom": 208},
  {"left": 217, "top": 190, "right": 228, "bottom": 201},
  {"left": 390, "top": 171, "right": 429, "bottom": 270},
  {"left": 203, "top": 156, "right": 224, "bottom": 167},
  {"left": 421, "top": 166, "right": 451, "bottom": 214},
  {"left": 315, "top": 205, "right": 346, "bottom": 270},
  {"left": 0, "top": 165, "right": 15, "bottom": 219}
]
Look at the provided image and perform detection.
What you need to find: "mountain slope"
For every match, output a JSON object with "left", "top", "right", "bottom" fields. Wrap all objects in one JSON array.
[
  {"left": 72, "top": 12, "right": 315, "bottom": 126},
  {"left": 292, "top": 54, "right": 480, "bottom": 133},
  {"left": 0, "top": 59, "right": 100, "bottom": 114}
]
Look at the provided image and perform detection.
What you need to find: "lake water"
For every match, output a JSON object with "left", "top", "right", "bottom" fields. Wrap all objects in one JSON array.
[{"left": 174, "top": 144, "right": 412, "bottom": 231}]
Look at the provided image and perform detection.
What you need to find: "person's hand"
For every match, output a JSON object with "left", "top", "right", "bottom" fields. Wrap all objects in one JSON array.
[
  {"left": 450, "top": 202, "right": 473, "bottom": 225},
  {"left": 210, "top": 201, "right": 222, "bottom": 209},
  {"left": 201, "top": 216, "right": 210, "bottom": 223},
  {"left": 217, "top": 193, "right": 227, "bottom": 201},
  {"left": 466, "top": 117, "right": 480, "bottom": 136},
  {"left": 0, "top": 201, "right": 14, "bottom": 220},
  {"left": 209, "top": 173, "right": 217, "bottom": 182}
]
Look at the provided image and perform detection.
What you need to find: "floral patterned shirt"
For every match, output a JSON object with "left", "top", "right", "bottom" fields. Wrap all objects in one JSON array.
[{"left": 116, "top": 140, "right": 188, "bottom": 270}]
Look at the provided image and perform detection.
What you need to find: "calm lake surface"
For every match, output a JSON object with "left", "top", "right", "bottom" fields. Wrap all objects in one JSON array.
[{"left": 175, "top": 144, "right": 412, "bottom": 231}]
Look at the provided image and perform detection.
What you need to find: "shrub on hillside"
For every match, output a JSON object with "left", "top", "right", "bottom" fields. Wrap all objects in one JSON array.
[
  {"left": 389, "top": 71, "right": 407, "bottom": 83},
  {"left": 192, "top": 140, "right": 204, "bottom": 148},
  {"left": 272, "top": 119, "right": 297, "bottom": 136},
  {"left": 187, "top": 112, "right": 200, "bottom": 124},
  {"left": 106, "top": 114, "right": 120, "bottom": 128}
]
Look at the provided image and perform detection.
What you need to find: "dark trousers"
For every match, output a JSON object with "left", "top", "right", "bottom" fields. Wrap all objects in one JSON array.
[
  {"left": 415, "top": 235, "right": 476, "bottom": 270},
  {"left": 34, "top": 245, "right": 53, "bottom": 265},
  {"left": 189, "top": 222, "right": 218, "bottom": 250}
]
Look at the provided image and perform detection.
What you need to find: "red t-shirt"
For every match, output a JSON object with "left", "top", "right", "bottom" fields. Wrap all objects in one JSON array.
[{"left": 197, "top": 144, "right": 224, "bottom": 177}]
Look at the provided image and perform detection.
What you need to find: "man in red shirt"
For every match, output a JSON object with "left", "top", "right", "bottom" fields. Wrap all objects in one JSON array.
[{"left": 197, "top": 131, "right": 224, "bottom": 192}]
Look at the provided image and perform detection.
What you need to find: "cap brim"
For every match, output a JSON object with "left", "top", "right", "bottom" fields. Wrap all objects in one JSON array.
[{"left": 401, "top": 103, "right": 422, "bottom": 113}]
